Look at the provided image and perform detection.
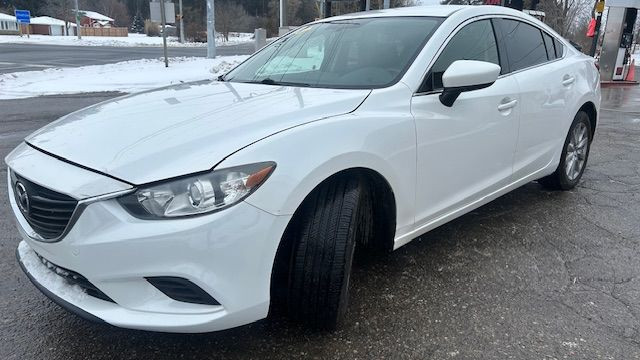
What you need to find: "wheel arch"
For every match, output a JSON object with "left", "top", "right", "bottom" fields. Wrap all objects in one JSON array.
[
  {"left": 578, "top": 101, "right": 597, "bottom": 139},
  {"left": 268, "top": 167, "right": 397, "bottom": 311}
]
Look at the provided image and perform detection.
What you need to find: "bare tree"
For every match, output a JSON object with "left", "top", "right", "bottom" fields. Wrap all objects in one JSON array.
[
  {"left": 42, "top": 0, "right": 74, "bottom": 35},
  {"left": 538, "top": 0, "right": 592, "bottom": 37},
  {"left": 215, "top": 1, "right": 251, "bottom": 41},
  {"left": 96, "top": 0, "right": 130, "bottom": 27}
]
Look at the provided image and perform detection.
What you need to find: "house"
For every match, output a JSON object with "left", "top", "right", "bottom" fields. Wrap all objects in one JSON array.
[
  {"left": 78, "top": 10, "right": 114, "bottom": 28},
  {"left": 0, "top": 12, "right": 19, "bottom": 35},
  {"left": 30, "top": 16, "right": 77, "bottom": 36}
]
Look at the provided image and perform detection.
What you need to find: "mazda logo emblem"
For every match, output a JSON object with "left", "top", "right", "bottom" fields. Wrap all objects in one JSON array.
[{"left": 15, "top": 182, "right": 29, "bottom": 216}]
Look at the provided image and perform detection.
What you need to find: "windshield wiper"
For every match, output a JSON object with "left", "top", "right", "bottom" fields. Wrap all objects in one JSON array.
[
  {"left": 259, "top": 78, "right": 279, "bottom": 85},
  {"left": 256, "top": 78, "right": 311, "bottom": 87}
]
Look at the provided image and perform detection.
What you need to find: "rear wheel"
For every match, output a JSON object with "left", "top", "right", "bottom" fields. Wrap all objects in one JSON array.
[
  {"left": 539, "top": 111, "right": 592, "bottom": 190},
  {"left": 285, "top": 175, "right": 370, "bottom": 330}
]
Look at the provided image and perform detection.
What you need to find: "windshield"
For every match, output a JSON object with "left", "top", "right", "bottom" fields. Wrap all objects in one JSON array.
[{"left": 224, "top": 17, "right": 443, "bottom": 89}]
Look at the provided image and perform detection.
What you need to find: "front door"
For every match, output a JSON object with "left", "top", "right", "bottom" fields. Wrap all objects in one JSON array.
[{"left": 411, "top": 19, "right": 520, "bottom": 227}]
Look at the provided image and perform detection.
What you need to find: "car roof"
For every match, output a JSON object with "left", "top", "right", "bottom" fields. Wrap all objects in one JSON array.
[{"left": 316, "top": 5, "right": 525, "bottom": 22}]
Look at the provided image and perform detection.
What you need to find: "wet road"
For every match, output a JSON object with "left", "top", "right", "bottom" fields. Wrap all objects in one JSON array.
[
  {"left": 0, "top": 42, "right": 254, "bottom": 74},
  {"left": 1, "top": 84, "right": 640, "bottom": 359}
]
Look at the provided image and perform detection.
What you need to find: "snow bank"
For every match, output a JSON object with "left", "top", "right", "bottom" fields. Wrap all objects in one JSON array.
[
  {"left": 0, "top": 56, "right": 248, "bottom": 100},
  {"left": 0, "top": 32, "right": 253, "bottom": 47},
  {"left": 17, "top": 241, "right": 89, "bottom": 303}
]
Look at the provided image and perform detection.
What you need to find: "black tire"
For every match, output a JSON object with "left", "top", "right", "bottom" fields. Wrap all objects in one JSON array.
[
  {"left": 285, "top": 175, "right": 370, "bottom": 330},
  {"left": 539, "top": 111, "right": 592, "bottom": 190}
]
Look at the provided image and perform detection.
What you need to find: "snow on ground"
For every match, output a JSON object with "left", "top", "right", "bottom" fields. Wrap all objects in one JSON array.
[
  {"left": 0, "top": 56, "right": 248, "bottom": 99},
  {"left": 0, "top": 32, "right": 253, "bottom": 47}
]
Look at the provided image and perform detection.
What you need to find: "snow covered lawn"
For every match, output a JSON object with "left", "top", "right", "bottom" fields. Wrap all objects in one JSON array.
[
  {"left": 0, "top": 56, "right": 248, "bottom": 100},
  {"left": 0, "top": 32, "right": 253, "bottom": 47}
]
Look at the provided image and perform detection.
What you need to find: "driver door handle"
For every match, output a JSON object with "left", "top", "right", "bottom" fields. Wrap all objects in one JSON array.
[{"left": 497, "top": 98, "right": 518, "bottom": 111}]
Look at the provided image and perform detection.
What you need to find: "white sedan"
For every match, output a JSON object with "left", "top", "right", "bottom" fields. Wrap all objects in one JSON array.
[{"left": 6, "top": 5, "right": 600, "bottom": 332}]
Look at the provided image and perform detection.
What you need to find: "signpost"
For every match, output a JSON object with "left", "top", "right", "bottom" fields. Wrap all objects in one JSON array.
[
  {"left": 150, "top": 1, "right": 175, "bottom": 67},
  {"left": 14, "top": 10, "right": 30, "bottom": 38}
]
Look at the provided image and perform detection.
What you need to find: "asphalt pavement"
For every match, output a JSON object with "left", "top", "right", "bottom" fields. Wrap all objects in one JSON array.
[
  {"left": 1, "top": 84, "right": 640, "bottom": 359},
  {"left": 0, "top": 42, "right": 254, "bottom": 74}
]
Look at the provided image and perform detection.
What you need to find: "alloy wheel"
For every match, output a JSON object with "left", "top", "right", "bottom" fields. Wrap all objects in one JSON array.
[{"left": 565, "top": 122, "right": 589, "bottom": 181}]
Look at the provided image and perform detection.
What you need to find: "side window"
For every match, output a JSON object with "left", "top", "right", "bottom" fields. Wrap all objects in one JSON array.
[
  {"left": 422, "top": 19, "right": 499, "bottom": 92},
  {"left": 553, "top": 38, "right": 564, "bottom": 58},
  {"left": 542, "top": 32, "right": 556, "bottom": 60},
  {"left": 495, "top": 19, "right": 548, "bottom": 72}
]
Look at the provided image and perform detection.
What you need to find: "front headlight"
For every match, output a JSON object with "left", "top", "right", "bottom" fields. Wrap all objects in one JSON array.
[{"left": 118, "top": 162, "right": 275, "bottom": 219}]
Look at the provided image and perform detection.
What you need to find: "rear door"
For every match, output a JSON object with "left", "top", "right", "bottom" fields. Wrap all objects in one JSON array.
[
  {"left": 411, "top": 18, "right": 520, "bottom": 226},
  {"left": 494, "top": 18, "right": 571, "bottom": 179}
]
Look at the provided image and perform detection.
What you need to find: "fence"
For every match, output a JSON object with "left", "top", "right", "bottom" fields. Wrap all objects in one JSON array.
[{"left": 79, "top": 27, "right": 128, "bottom": 37}]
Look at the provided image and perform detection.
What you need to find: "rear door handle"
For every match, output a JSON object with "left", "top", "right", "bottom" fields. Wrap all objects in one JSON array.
[
  {"left": 562, "top": 75, "right": 575, "bottom": 86},
  {"left": 497, "top": 98, "right": 518, "bottom": 111}
]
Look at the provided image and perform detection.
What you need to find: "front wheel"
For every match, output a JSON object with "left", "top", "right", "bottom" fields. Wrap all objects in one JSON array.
[
  {"left": 285, "top": 175, "right": 370, "bottom": 330},
  {"left": 539, "top": 111, "right": 592, "bottom": 190}
]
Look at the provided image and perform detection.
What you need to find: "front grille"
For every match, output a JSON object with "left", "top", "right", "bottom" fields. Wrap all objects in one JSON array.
[
  {"left": 35, "top": 253, "right": 115, "bottom": 303},
  {"left": 10, "top": 171, "right": 78, "bottom": 240}
]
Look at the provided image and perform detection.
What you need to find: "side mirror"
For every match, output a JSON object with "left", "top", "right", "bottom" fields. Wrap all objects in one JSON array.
[{"left": 439, "top": 60, "right": 501, "bottom": 107}]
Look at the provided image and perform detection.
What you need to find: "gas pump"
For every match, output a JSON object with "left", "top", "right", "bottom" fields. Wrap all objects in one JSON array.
[
  {"left": 599, "top": 1, "right": 639, "bottom": 82},
  {"left": 612, "top": 9, "right": 636, "bottom": 80}
]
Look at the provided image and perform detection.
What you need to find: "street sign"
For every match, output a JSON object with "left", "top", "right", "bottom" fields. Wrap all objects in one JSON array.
[
  {"left": 150, "top": 1, "right": 175, "bottom": 24},
  {"left": 14, "top": 10, "right": 31, "bottom": 24}
]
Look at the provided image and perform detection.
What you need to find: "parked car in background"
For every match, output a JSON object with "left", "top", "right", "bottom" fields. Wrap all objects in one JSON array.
[{"left": 7, "top": 5, "right": 600, "bottom": 333}]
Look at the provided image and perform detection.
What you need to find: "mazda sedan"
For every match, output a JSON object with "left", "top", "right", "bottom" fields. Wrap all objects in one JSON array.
[{"left": 7, "top": 5, "right": 600, "bottom": 332}]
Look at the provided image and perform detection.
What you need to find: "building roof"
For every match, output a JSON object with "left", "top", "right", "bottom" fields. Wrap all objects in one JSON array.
[
  {"left": 78, "top": 10, "right": 114, "bottom": 22},
  {"left": 0, "top": 12, "right": 16, "bottom": 21},
  {"left": 31, "top": 16, "right": 77, "bottom": 27}
]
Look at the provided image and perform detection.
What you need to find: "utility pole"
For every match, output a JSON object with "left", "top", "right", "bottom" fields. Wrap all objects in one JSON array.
[
  {"left": 179, "top": 0, "right": 185, "bottom": 43},
  {"left": 74, "top": 0, "right": 81, "bottom": 40},
  {"left": 160, "top": 0, "right": 169, "bottom": 67},
  {"left": 279, "top": 0, "right": 287, "bottom": 28},
  {"left": 207, "top": 0, "right": 216, "bottom": 58}
]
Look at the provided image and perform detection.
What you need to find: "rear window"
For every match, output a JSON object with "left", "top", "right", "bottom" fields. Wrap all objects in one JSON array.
[{"left": 495, "top": 19, "right": 548, "bottom": 72}]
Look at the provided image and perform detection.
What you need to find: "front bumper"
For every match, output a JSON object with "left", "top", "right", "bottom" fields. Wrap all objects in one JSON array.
[
  {"left": 8, "top": 146, "right": 291, "bottom": 333},
  {"left": 13, "top": 196, "right": 290, "bottom": 333}
]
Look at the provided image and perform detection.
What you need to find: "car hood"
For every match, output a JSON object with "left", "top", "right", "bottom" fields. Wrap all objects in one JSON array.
[{"left": 25, "top": 81, "right": 371, "bottom": 185}]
